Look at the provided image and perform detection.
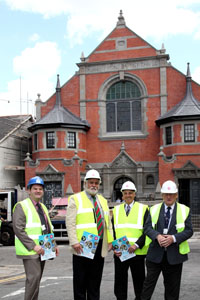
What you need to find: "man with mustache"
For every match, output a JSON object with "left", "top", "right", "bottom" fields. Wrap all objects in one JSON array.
[{"left": 66, "top": 169, "right": 113, "bottom": 300}]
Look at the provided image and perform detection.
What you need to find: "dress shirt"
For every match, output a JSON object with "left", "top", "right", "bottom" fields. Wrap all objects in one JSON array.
[
  {"left": 164, "top": 203, "right": 176, "bottom": 243},
  {"left": 164, "top": 203, "right": 174, "bottom": 228},
  {"left": 124, "top": 201, "right": 134, "bottom": 213},
  {"left": 124, "top": 201, "right": 139, "bottom": 248}
]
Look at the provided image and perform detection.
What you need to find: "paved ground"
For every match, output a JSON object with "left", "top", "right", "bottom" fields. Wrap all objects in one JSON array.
[{"left": 0, "top": 237, "right": 200, "bottom": 299}]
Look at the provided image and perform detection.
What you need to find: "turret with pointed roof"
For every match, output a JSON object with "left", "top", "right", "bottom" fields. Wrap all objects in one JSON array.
[
  {"left": 28, "top": 75, "right": 90, "bottom": 132},
  {"left": 156, "top": 63, "right": 200, "bottom": 126}
]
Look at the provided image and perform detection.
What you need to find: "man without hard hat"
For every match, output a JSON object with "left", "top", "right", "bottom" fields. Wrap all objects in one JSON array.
[
  {"left": 13, "top": 176, "right": 59, "bottom": 300},
  {"left": 141, "top": 180, "right": 193, "bottom": 300},
  {"left": 112, "top": 180, "right": 149, "bottom": 300},
  {"left": 66, "top": 169, "right": 113, "bottom": 300}
]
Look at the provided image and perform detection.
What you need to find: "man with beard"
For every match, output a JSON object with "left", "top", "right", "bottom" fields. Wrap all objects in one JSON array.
[{"left": 66, "top": 169, "right": 113, "bottom": 300}]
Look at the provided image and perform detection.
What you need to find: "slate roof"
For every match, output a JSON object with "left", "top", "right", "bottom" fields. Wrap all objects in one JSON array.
[
  {"left": 29, "top": 75, "right": 90, "bottom": 132},
  {"left": 156, "top": 63, "right": 200, "bottom": 126},
  {"left": 0, "top": 115, "right": 32, "bottom": 142}
]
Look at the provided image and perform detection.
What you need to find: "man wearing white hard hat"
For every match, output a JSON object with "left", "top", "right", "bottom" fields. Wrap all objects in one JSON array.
[
  {"left": 66, "top": 169, "right": 113, "bottom": 300},
  {"left": 141, "top": 180, "right": 193, "bottom": 300},
  {"left": 112, "top": 181, "right": 149, "bottom": 300}
]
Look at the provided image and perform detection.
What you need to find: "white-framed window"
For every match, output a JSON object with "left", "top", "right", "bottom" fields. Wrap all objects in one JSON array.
[
  {"left": 46, "top": 131, "right": 55, "bottom": 149},
  {"left": 67, "top": 132, "right": 76, "bottom": 148},
  {"left": 184, "top": 124, "right": 195, "bottom": 143}
]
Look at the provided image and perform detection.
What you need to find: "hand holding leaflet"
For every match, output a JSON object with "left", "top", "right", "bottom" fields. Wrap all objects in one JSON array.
[
  {"left": 39, "top": 233, "right": 56, "bottom": 261},
  {"left": 79, "top": 231, "right": 100, "bottom": 259},
  {"left": 112, "top": 235, "right": 136, "bottom": 262}
]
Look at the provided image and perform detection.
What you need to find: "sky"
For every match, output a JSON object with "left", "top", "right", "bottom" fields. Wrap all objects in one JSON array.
[{"left": 0, "top": 0, "right": 200, "bottom": 117}]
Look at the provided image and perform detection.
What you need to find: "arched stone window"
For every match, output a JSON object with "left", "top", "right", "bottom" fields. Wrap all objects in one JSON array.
[
  {"left": 98, "top": 73, "right": 148, "bottom": 140},
  {"left": 146, "top": 175, "right": 154, "bottom": 185},
  {"left": 106, "top": 81, "right": 141, "bottom": 132}
]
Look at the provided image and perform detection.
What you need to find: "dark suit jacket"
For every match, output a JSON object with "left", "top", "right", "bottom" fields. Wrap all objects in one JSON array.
[{"left": 144, "top": 202, "right": 193, "bottom": 265}]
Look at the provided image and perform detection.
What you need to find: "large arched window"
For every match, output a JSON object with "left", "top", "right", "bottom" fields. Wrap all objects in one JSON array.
[{"left": 106, "top": 81, "right": 141, "bottom": 132}]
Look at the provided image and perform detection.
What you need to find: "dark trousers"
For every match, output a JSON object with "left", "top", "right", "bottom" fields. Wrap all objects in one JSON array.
[
  {"left": 23, "top": 258, "right": 45, "bottom": 300},
  {"left": 141, "top": 253, "right": 183, "bottom": 300},
  {"left": 114, "top": 255, "right": 145, "bottom": 300},
  {"left": 73, "top": 240, "right": 104, "bottom": 300}
]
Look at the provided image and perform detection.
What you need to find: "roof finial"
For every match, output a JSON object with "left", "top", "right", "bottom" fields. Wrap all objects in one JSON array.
[
  {"left": 186, "top": 62, "right": 191, "bottom": 78},
  {"left": 117, "top": 10, "right": 126, "bottom": 27},
  {"left": 161, "top": 43, "right": 166, "bottom": 53},
  {"left": 121, "top": 141, "right": 125, "bottom": 151},
  {"left": 56, "top": 74, "right": 60, "bottom": 89},
  {"left": 80, "top": 51, "right": 85, "bottom": 62},
  {"left": 56, "top": 74, "right": 61, "bottom": 107}
]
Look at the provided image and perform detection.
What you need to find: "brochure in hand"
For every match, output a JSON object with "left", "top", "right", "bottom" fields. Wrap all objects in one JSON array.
[
  {"left": 112, "top": 235, "right": 136, "bottom": 262},
  {"left": 39, "top": 233, "right": 56, "bottom": 261},
  {"left": 79, "top": 231, "right": 100, "bottom": 259}
]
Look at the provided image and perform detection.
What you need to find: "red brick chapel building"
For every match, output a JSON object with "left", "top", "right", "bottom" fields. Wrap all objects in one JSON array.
[{"left": 25, "top": 11, "right": 200, "bottom": 229}]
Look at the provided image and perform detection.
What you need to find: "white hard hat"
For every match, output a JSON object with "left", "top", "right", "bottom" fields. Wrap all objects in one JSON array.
[
  {"left": 161, "top": 180, "right": 178, "bottom": 194},
  {"left": 121, "top": 181, "right": 137, "bottom": 192},
  {"left": 84, "top": 169, "right": 101, "bottom": 181}
]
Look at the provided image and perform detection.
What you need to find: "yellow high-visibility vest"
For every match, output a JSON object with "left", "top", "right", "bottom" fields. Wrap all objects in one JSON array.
[
  {"left": 146, "top": 202, "right": 190, "bottom": 255},
  {"left": 113, "top": 202, "right": 149, "bottom": 255},
  {"left": 14, "top": 198, "right": 53, "bottom": 256},
  {"left": 69, "top": 191, "right": 113, "bottom": 243}
]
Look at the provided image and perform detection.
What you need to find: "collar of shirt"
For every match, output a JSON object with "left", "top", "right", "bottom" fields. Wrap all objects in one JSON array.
[
  {"left": 125, "top": 201, "right": 134, "bottom": 210},
  {"left": 32, "top": 199, "right": 39, "bottom": 207},
  {"left": 164, "top": 203, "right": 175, "bottom": 215},
  {"left": 85, "top": 191, "right": 97, "bottom": 203}
]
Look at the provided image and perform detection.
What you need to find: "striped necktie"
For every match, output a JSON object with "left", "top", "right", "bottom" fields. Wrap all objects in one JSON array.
[
  {"left": 92, "top": 196, "right": 103, "bottom": 238},
  {"left": 164, "top": 206, "right": 171, "bottom": 229},
  {"left": 126, "top": 204, "right": 131, "bottom": 216}
]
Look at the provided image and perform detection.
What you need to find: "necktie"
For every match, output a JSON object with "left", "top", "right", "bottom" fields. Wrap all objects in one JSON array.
[
  {"left": 92, "top": 196, "right": 103, "bottom": 238},
  {"left": 126, "top": 205, "right": 131, "bottom": 216},
  {"left": 36, "top": 202, "right": 48, "bottom": 234},
  {"left": 164, "top": 206, "right": 171, "bottom": 229}
]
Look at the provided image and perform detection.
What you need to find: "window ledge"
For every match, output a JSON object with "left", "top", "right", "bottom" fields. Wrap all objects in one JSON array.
[{"left": 99, "top": 131, "right": 148, "bottom": 141}]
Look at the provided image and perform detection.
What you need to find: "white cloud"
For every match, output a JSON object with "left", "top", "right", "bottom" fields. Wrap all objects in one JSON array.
[
  {"left": 29, "top": 33, "right": 40, "bottom": 42},
  {"left": 4, "top": 0, "right": 200, "bottom": 44},
  {"left": 1, "top": 0, "right": 200, "bottom": 117},
  {"left": 0, "top": 77, "right": 56, "bottom": 116},
  {"left": 13, "top": 41, "right": 61, "bottom": 79},
  {"left": 4, "top": 0, "right": 72, "bottom": 18},
  {"left": 192, "top": 66, "right": 200, "bottom": 84},
  {"left": 0, "top": 41, "right": 61, "bottom": 116}
]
